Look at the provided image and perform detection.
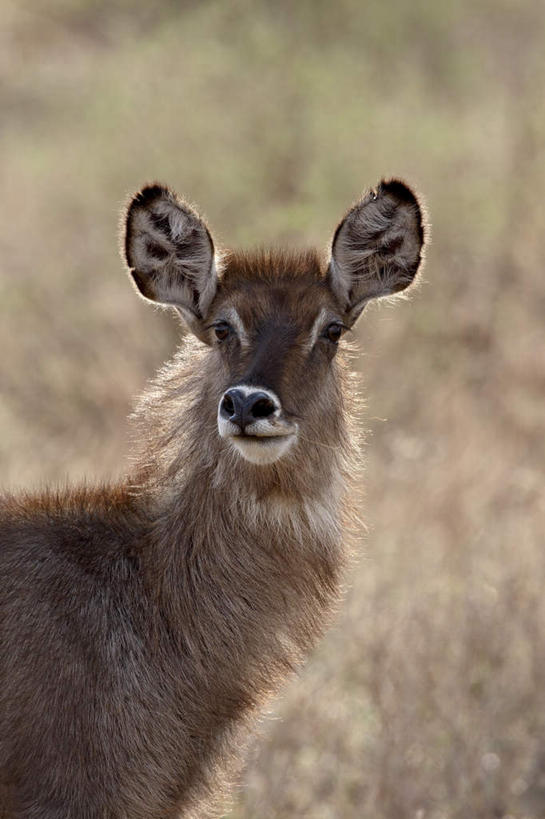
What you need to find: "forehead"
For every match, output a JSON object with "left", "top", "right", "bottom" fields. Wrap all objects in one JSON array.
[{"left": 214, "top": 249, "right": 339, "bottom": 328}]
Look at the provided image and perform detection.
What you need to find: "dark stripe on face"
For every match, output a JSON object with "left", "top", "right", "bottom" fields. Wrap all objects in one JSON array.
[{"left": 240, "top": 318, "right": 298, "bottom": 397}]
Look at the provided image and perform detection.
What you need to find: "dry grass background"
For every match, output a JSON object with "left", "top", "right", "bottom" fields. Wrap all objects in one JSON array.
[{"left": 1, "top": 1, "right": 544, "bottom": 816}]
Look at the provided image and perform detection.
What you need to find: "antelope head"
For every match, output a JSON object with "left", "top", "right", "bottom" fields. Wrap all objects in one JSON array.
[{"left": 123, "top": 181, "right": 425, "bottom": 466}]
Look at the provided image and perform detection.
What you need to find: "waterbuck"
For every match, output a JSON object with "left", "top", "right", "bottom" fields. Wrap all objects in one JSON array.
[{"left": 0, "top": 179, "right": 426, "bottom": 818}]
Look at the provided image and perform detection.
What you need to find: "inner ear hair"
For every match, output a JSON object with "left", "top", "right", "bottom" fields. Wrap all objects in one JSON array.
[
  {"left": 123, "top": 184, "right": 217, "bottom": 322},
  {"left": 328, "top": 178, "right": 427, "bottom": 323}
]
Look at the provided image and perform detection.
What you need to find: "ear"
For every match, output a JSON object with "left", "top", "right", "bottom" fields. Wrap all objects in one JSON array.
[
  {"left": 327, "top": 179, "right": 426, "bottom": 325},
  {"left": 123, "top": 184, "right": 217, "bottom": 337}
]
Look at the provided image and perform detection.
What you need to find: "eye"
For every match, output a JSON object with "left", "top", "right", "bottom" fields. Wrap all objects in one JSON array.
[
  {"left": 323, "top": 322, "right": 344, "bottom": 343},
  {"left": 213, "top": 322, "right": 232, "bottom": 342}
]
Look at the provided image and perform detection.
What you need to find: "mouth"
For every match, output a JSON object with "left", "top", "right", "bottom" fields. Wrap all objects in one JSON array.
[{"left": 228, "top": 431, "right": 297, "bottom": 465}]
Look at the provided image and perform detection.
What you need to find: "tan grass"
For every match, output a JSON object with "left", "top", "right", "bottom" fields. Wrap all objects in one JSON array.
[{"left": 1, "top": 1, "right": 544, "bottom": 816}]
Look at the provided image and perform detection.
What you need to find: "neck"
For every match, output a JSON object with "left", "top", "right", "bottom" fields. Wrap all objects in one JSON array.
[{"left": 129, "top": 338, "right": 357, "bottom": 685}]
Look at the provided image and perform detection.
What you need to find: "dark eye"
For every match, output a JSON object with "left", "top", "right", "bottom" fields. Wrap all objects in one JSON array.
[
  {"left": 214, "top": 322, "right": 232, "bottom": 342},
  {"left": 324, "top": 322, "right": 344, "bottom": 343}
]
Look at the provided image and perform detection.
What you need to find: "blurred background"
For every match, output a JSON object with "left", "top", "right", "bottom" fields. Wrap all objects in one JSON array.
[{"left": 1, "top": 1, "right": 544, "bottom": 816}]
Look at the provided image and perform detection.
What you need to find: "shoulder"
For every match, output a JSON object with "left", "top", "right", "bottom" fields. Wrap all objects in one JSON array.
[{"left": 0, "top": 484, "right": 145, "bottom": 585}]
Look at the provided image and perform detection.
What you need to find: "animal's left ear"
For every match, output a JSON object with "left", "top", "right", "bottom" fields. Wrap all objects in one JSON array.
[{"left": 327, "top": 179, "right": 426, "bottom": 325}]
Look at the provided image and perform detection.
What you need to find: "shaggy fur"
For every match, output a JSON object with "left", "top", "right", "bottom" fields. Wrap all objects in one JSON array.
[{"left": 0, "top": 179, "right": 426, "bottom": 818}]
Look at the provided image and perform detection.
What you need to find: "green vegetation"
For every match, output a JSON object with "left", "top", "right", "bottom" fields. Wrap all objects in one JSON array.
[{"left": 1, "top": 1, "right": 544, "bottom": 815}]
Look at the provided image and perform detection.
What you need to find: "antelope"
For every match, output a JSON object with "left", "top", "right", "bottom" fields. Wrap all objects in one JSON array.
[{"left": 0, "top": 179, "right": 426, "bottom": 818}]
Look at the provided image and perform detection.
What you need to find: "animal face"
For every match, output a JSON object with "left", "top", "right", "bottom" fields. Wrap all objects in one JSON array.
[
  {"left": 123, "top": 180, "right": 425, "bottom": 465},
  {"left": 209, "top": 251, "right": 345, "bottom": 464}
]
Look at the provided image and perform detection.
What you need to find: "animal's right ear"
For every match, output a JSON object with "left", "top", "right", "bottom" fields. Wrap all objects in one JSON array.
[{"left": 123, "top": 184, "right": 217, "bottom": 338}]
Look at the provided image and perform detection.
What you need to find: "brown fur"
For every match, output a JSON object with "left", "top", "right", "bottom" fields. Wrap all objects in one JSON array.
[{"left": 0, "top": 180, "right": 426, "bottom": 818}]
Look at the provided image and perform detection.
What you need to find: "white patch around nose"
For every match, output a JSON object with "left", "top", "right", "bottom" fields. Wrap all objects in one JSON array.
[{"left": 217, "top": 385, "right": 298, "bottom": 464}]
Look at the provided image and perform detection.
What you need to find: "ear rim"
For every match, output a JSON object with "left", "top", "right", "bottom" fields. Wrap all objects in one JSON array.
[
  {"left": 120, "top": 182, "right": 217, "bottom": 325},
  {"left": 328, "top": 177, "right": 429, "bottom": 325}
]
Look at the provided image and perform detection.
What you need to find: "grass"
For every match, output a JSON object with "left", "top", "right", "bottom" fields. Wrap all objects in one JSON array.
[{"left": 1, "top": 0, "right": 544, "bottom": 815}]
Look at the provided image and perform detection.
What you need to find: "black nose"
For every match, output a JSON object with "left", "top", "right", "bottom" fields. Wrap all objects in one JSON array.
[{"left": 220, "top": 389, "right": 277, "bottom": 431}]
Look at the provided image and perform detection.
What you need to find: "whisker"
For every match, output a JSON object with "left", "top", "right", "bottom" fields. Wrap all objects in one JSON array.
[{"left": 296, "top": 432, "right": 340, "bottom": 452}]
